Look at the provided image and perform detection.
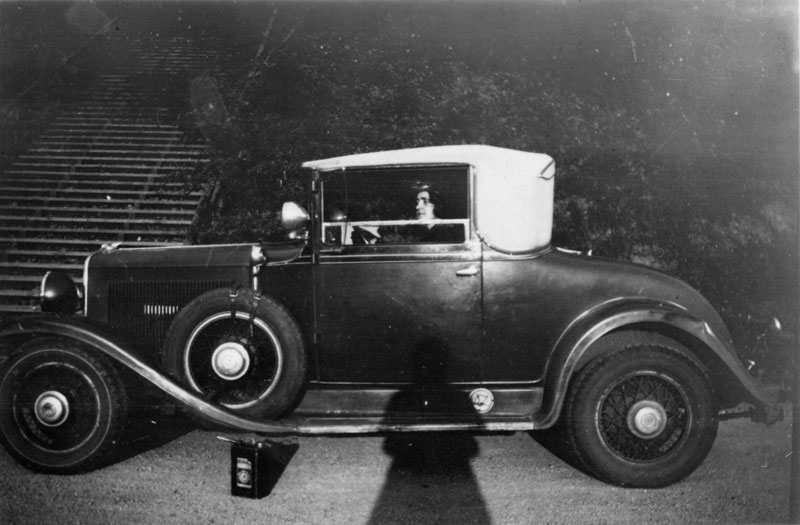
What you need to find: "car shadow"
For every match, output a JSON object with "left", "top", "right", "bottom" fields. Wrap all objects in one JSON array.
[
  {"left": 367, "top": 336, "right": 491, "bottom": 524},
  {"left": 105, "top": 401, "right": 196, "bottom": 467},
  {"left": 528, "top": 426, "right": 587, "bottom": 473}
]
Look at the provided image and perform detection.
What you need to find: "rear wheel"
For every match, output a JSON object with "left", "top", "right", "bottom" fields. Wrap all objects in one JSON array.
[
  {"left": 0, "top": 338, "right": 128, "bottom": 474},
  {"left": 162, "top": 288, "right": 307, "bottom": 419},
  {"left": 563, "top": 344, "right": 718, "bottom": 487}
]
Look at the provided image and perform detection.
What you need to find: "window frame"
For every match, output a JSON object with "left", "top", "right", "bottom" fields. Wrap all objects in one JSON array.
[{"left": 317, "top": 164, "right": 475, "bottom": 251}]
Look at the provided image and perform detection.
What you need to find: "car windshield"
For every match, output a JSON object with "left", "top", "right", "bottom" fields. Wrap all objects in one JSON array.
[{"left": 321, "top": 166, "right": 469, "bottom": 246}]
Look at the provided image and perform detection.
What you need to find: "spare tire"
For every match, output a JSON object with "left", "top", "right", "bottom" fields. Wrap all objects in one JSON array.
[{"left": 162, "top": 288, "right": 307, "bottom": 419}]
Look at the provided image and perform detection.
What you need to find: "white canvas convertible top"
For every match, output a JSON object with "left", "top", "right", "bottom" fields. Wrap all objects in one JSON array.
[{"left": 303, "top": 145, "right": 555, "bottom": 253}]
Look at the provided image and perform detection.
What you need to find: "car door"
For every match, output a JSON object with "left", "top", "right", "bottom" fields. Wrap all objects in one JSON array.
[{"left": 313, "top": 166, "right": 483, "bottom": 385}]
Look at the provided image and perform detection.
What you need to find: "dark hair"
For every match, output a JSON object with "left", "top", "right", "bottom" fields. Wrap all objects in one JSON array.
[{"left": 415, "top": 184, "right": 446, "bottom": 218}]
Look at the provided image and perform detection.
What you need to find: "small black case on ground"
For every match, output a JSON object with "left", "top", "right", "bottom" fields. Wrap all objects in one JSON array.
[{"left": 230, "top": 439, "right": 299, "bottom": 499}]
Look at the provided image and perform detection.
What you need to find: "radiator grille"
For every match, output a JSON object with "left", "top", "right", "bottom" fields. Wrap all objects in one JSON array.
[{"left": 108, "top": 280, "right": 229, "bottom": 351}]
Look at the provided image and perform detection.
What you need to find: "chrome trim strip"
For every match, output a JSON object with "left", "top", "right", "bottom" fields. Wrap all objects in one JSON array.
[
  {"left": 39, "top": 271, "right": 51, "bottom": 301},
  {"left": 318, "top": 253, "right": 481, "bottom": 264},
  {"left": 82, "top": 252, "right": 95, "bottom": 315},
  {"left": 285, "top": 419, "right": 537, "bottom": 434}
]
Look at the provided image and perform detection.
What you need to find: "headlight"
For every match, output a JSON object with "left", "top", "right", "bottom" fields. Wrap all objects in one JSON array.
[{"left": 40, "top": 271, "right": 81, "bottom": 314}]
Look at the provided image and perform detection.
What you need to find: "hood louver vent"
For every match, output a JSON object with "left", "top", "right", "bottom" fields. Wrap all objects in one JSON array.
[{"left": 108, "top": 281, "right": 229, "bottom": 350}]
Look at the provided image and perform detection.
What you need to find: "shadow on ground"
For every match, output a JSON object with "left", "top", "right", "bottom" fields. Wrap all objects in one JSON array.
[
  {"left": 368, "top": 432, "right": 491, "bottom": 524},
  {"left": 106, "top": 404, "right": 196, "bottom": 467}
]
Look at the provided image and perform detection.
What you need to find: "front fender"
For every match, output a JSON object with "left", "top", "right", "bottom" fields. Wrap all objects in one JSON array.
[
  {"left": 0, "top": 314, "right": 297, "bottom": 434},
  {"left": 535, "top": 301, "right": 781, "bottom": 428}
]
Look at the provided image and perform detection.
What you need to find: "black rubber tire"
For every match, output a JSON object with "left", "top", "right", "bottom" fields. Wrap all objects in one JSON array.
[
  {"left": 0, "top": 337, "right": 128, "bottom": 474},
  {"left": 162, "top": 288, "right": 307, "bottom": 419},
  {"left": 563, "top": 344, "right": 718, "bottom": 488}
]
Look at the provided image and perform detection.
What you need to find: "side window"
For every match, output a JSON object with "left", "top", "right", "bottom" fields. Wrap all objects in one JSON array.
[{"left": 322, "top": 166, "right": 469, "bottom": 246}]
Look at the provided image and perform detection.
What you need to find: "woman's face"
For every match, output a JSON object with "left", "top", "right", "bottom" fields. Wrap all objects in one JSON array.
[{"left": 415, "top": 191, "right": 436, "bottom": 221}]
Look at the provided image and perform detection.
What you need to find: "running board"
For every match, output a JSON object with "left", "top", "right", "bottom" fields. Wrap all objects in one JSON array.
[{"left": 273, "top": 416, "right": 537, "bottom": 435}]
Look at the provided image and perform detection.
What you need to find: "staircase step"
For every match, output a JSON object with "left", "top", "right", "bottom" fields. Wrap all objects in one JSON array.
[
  {"left": 0, "top": 226, "right": 186, "bottom": 239},
  {"left": 49, "top": 128, "right": 184, "bottom": 136},
  {"left": 0, "top": 289, "right": 39, "bottom": 298},
  {"left": 0, "top": 186, "right": 202, "bottom": 199},
  {"left": 28, "top": 148, "right": 206, "bottom": 157},
  {"left": 0, "top": 195, "right": 200, "bottom": 209},
  {"left": 0, "top": 304, "right": 40, "bottom": 315},
  {"left": 0, "top": 205, "right": 196, "bottom": 218},
  {"left": 40, "top": 132, "right": 186, "bottom": 140},
  {"left": 0, "top": 274, "right": 65, "bottom": 283},
  {"left": 4, "top": 249, "right": 94, "bottom": 259},
  {"left": 52, "top": 122, "right": 181, "bottom": 130},
  {"left": 0, "top": 237, "right": 178, "bottom": 248},
  {"left": 1, "top": 178, "right": 195, "bottom": 189},
  {"left": 19, "top": 154, "right": 207, "bottom": 164},
  {"left": 0, "top": 262, "right": 85, "bottom": 272},
  {"left": 13, "top": 161, "right": 206, "bottom": 172},
  {"left": 32, "top": 142, "right": 208, "bottom": 151},
  {"left": 4, "top": 169, "right": 190, "bottom": 180},
  {"left": 0, "top": 215, "right": 192, "bottom": 226}
]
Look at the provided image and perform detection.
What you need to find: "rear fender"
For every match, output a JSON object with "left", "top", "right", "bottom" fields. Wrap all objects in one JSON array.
[
  {"left": 535, "top": 301, "right": 780, "bottom": 428},
  {"left": 0, "top": 314, "right": 297, "bottom": 434}
]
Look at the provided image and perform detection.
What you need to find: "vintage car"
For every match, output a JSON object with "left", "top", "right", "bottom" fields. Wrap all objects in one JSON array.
[{"left": 0, "top": 145, "right": 780, "bottom": 488}]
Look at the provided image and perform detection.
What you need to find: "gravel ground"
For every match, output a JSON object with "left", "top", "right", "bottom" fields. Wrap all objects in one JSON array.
[{"left": 0, "top": 406, "right": 794, "bottom": 524}]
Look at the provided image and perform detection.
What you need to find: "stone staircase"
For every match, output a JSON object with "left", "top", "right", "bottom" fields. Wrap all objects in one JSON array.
[{"left": 0, "top": 36, "right": 222, "bottom": 317}]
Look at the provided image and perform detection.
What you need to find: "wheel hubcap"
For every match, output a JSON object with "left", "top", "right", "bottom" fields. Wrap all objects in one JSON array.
[
  {"left": 34, "top": 390, "right": 70, "bottom": 427},
  {"left": 184, "top": 311, "right": 284, "bottom": 409},
  {"left": 597, "top": 373, "right": 690, "bottom": 461},
  {"left": 211, "top": 343, "right": 250, "bottom": 381},
  {"left": 627, "top": 400, "right": 667, "bottom": 439}
]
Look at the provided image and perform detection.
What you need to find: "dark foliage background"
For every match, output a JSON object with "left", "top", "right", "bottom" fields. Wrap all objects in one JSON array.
[{"left": 1, "top": 0, "right": 797, "bottom": 384}]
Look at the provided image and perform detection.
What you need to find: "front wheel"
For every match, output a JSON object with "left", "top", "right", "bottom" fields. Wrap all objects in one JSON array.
[
  {"left": 563, "top": 345, "right": 718, "bottom": 488},
  {"left": 0, "top": 338, "right": 128, "bottom": 474}
]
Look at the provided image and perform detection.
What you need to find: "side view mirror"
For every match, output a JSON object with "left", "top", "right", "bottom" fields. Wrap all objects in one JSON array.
[{"left": 281, "top": 201, "right": 310, "bottom": 238}]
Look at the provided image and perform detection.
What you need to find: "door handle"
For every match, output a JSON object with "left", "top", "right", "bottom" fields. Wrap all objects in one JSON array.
[{"left": 456, "top": 265, "right": 479, "bottom": 277}]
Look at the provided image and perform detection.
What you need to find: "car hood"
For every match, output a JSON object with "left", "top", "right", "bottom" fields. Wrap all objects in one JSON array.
[
  {"left": 90, "top": 243, "right": 256, "bottom": 269},
  {"left": 89, "top": 241, "right": 305, "bottom": 269}
]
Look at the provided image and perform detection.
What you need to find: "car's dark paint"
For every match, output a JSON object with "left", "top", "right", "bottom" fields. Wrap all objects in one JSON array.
[
  {"left": 86, "top": 244, "right": 254, "bottom": 322},
  {"left": 0, "top": 145, "right": 786, "bottom": 487},
  {"left": 89, "top": 243, "right": 256, "bottom": 270},
  {"left": 314, "top": 241, "right": 483, "bottom": 385},
  {"left": 290, "top": 385, "right": 543, "bottom": 419},
  {"left": 481, "top": 247, "right": 732, "bottom": 382},
  {"left": 262, "top": 241, "right": 306, "bottom": 265},
  {"left": 256, "top": 241, "right": 781, "bottom": 425}
]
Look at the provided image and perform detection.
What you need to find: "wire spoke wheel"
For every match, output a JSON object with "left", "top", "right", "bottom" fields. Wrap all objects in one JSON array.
[
  {"left": 598, "top": 373, "right": 689, "bottom": 462},
  {"left": 0, "top": 338, "right": 127, "bottom": 474},
  {"left": 564, "top": 343, "right": 718, "bottom": 488},
  {"left": 13, "top": 363, "right": 102, "bottom": 453}
]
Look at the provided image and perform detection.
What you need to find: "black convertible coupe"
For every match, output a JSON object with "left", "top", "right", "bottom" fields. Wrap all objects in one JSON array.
[{"left": 0, "top": 145, "right": 780, "bottom": 487}]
